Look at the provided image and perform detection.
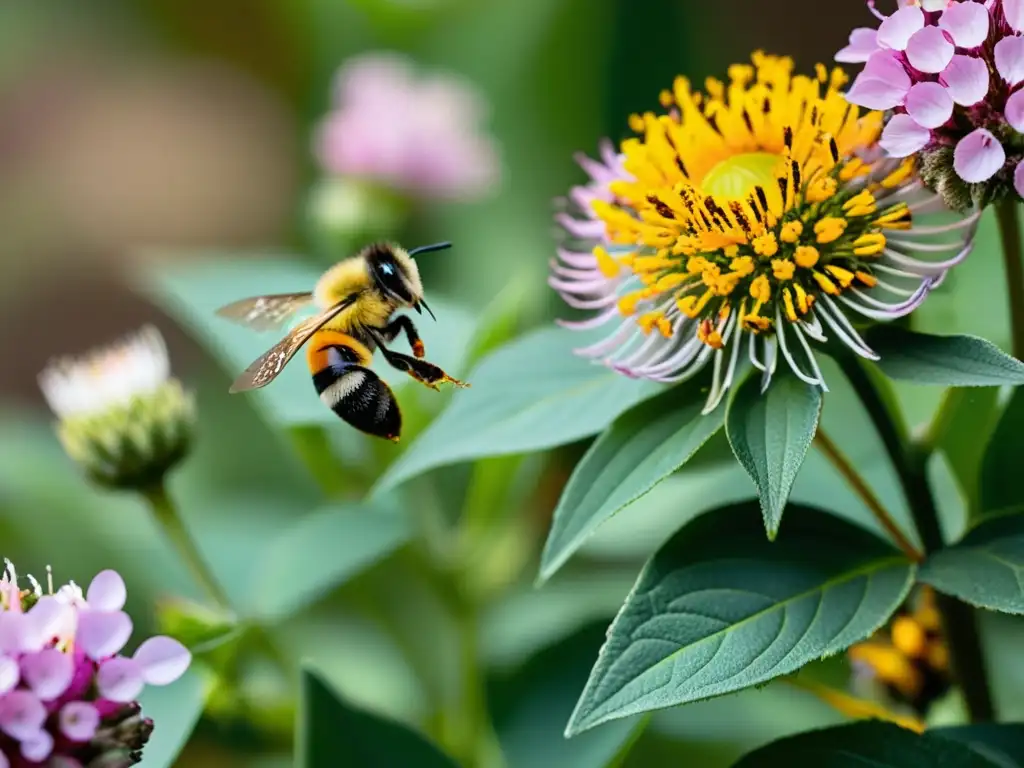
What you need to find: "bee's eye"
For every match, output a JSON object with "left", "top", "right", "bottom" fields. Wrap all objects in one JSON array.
[{"left": 380, "top": 264, "right": 394, "bottom": 275}]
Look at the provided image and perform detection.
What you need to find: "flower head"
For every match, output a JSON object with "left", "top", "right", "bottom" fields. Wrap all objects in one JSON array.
[
  {"left": 838, "top": 0, "right": 1024, "bottom": 209},
  {"left": 38, "top": 326, "right": 195, "bottom": 491},
  {"left": 552, "top": 53, "right": 976, "bottom": 412},
  {"left": 0, "top": 560, "right": 191, "bottom": 766},
  {"left": 314, "top": 51, "right": 500, "bottom": 202}
]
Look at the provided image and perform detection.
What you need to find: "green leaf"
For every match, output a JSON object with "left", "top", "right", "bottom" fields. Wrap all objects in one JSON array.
[
  {"left": 866, "top": 327, "right": 1024, "bottom": 386},
  {"left": 137, "top": 667, "right": 209, "bottom": 768},
  {"left": 492, "top": 623, "right": 647, "bottom": 768},
  {"left": 733, "top": 721, "right": 1002, "bottom": 767},
  {"left": 726, "top": 370, "right": 822, "bottom": 538},
  {"left": 980, "top": 387, "right": 1024, "bottom": 516},
  {"left": 250, "top": 496, "right": 412, "bottom": 622},
  {"left": 372, "top": 326, "right": 662, "bottom": 495},
  {"left": 299, "top": 665, "right": 457, "bottom": 768},
  {"left": 935, "top": 724, "right": 1024, "bottom": 768},
  {"left": 566, "top": 502, "right": 915, "bottom": 735},
  {"left": 539, "top": 383, "right": 725, "bottom": 583},
  {"left": 937, "top": 387, "right": 1001, "bottom": 518},
  {"left": 919, "top": 512, "right": 1024, "bottom": 614},
  {"left": 132, "top": 256, "right": 475, "bottom": 425},
  {"left": 463, "top": 271, "right": 530, "bottom": 370}
]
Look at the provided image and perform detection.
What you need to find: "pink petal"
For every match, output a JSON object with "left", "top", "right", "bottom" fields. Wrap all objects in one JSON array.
[
  {"left": 996, "top": 37, "right": 1024, "bottom": 86},
  {"left": 880, "top": 114, "right": 932, "bottom": 157},
  {"left": 938, "top": 1, "right": 989, "bottom": 47},
  {"left": 878, "top": 5, "right": 926, "bottom": 50},
  {"left": 86, "top": 570, "right": 126, "bottom": 612},
  {"left": 133, "top": 636, "right": 191, "bottom": 686},
  {"left": 20, "top": 649, "right": 74, "bottom": 701},
  {"left": 1007, "top": 89, "right": 1024, "bottom": 132},
  {"left": 1015, "top": 160, "right": 1024, "bottom": 198},
  {"left": 954, "top": 128, "right": 1006, "bottom": 182},
  {"left": 846, "top": 51, "right": 912, "bottom": 110},
  {"left": 0, "top": 613, "right": 34, "bottom": 654},
  {"left": 20, "top": 730, "right": 53, "bottom": 762},
  {"left": 1006, "top": 0, "right": 1024, "bottom": 32},
  {"left": 940, "top": 55, "right": 989, "bottom": 105},
  {"left": 836, "top": 28, "right": 880, "bottom": 63},
  {"left": 0, "top": 748, "right": 8, "bottom": 768},
  {"left": 96, "top": 657, "right": 144, "bottom": 703},
  {"left": 0, "top": 657, "right": 18, "bottom": 695},
  {"left": 0, "top": 690, "right": 46, "bottom": 740},
  {"left": 906, "top": 26, "right": 955, "bottom": 73},
  {"left": 905, "top": 81, "right": 954, "bottom": 128},
  {"left": 60, "top": 701, "right": 100, "bottom": 742},
  {"left": 76, "top": 611, "right": 132, "bottom": 661},
  {"left": 27, "top": 596, "right": 74, "bottom": 648}
]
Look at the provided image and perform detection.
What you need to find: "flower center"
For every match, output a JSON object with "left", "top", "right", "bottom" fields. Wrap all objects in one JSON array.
[{"left": 700, "top": 152, "right": 781, "bottom": 200}]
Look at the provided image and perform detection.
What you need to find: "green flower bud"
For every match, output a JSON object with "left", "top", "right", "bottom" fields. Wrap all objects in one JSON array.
[
  {"left": 38, "top": 326, "right": 195, "bottom": 491},
  {"left": 918, "top": 144, "right": 1017, "bottom": 214}
]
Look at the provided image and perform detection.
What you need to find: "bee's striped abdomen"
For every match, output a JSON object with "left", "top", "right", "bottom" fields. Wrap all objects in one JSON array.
[{"left": 306, "top": 329, "right": 401, "bottom": 441}]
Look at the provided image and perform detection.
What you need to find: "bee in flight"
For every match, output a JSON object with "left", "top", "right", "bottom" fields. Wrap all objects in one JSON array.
[{"left": 215, "top": 241, "right": 468, "bottom": 442}]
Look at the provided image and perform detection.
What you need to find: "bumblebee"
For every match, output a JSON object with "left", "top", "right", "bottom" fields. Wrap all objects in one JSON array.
[{"left": 216, "top": 241, "right": 468, "bottom": 441}]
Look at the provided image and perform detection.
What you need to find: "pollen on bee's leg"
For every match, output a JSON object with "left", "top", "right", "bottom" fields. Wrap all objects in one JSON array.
[{"left": 412, "top": 340, "right": 425, "bottom": 358}]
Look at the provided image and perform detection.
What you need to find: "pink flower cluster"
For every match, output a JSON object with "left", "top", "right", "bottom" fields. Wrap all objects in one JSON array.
[
  {"left": 314, "top": 52, "right": 500, "bottom": 201},
  {"left": 0, "top": 562, "right": 190, "bottom": 767},
  {"left": 838, "top": 0, "right": 1024, "bottom": 196}
]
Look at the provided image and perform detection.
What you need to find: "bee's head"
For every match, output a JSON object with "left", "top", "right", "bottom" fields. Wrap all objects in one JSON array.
[{"left": 365, "top": 241, "right": 450, "bottom": 319}]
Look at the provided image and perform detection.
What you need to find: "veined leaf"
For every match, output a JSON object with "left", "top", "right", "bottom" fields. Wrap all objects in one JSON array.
[
  {"left": 539, "top": 382, "right": 725, "bottom": 583},
  {"left": 938, "top": 387, "right": 1001, "bottom": 518},
  {"left": 726, "top": 370, "right": 822, "bottom": 538},
  {"left": 935, "top": 723, "right": 1024, "bottom": 768},
  {"left": 566, "top": 502, "right": 914, "bottom": 735},
  {"left": 866, "top": 327, "right": 1024, "bottom": 387},
  {"left": 734, "top": 721, "right": 1003, "bottom": 767},
  {"left": 372, "top": 326, "right": 662, "bottom": 495},
  {"left": 980, "top": 387, "right": 1024, "bottom": 517},
  {"left": 920, "top": 512, "right": 1024, "bottom": 614}
]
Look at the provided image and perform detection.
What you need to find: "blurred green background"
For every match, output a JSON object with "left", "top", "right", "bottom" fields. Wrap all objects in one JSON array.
[{"left": 1, "top": 1, "right": 1021, "bottom": 766}]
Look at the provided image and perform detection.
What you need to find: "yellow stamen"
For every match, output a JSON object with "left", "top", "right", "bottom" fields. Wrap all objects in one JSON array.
[
  {"left": 697, "top": 318, "right": 724, "bottom": 349},
  {"left": 891, "top": 616, "right": 927, "bottom": 658},
  {"left": 853, "top": 232, "right": 887, "bottom": 256},
  {"left": 753, "top": 232, "right": 779, "bottom": 257},
  {"left": 749, "top": 274, "right": 771, "bottom": 303},
  {"left": 772, "top": 259, "right": 795, "bottom": 280},
  {"left": 618, "top": 289, "right": 649, "bottom": 316},
  {"left": 806, "top": 176, "right": 838, "bottom": 203},
  {"left": 794, "top": 245, "right": 819, "bottom": 268},
  {"left": 881, "top": 158, "right": 915, "bottom": 188},
  {"left": 730, "top": 255, "right": 755, "bottom": 276},
  {"left": 678, "top": 289, "right": 714, "bottom": 318},
  {"left": 793, "top": 283, "right": 811, "bottom": 313},
  {"left": 813, "top": 271, "right": 840, "bottom": 295},
  {"left": 814, "top": 217, "right": 847, "bottom": 244},
  {"left": 656, "top": 273, "right": 690, "bottom": 291},
  {"left": 856, "top": 270, "right": 877, "bottom": 287},
  {"left": 593, "top": 246, "right": 622, "bottom": 277},
  {"left": 628, "top": 113, "right": 645, "bottom": 133},
  {"left": 742, "top": 308, "right": 773, "bottom": 332},
  {"left": 783, "top": 288, "right": 798, "bottom": 322},
  {"left": 780, "top": 220, "right": 803, "bottom": 243},
  {"left": 825, "top": 264, "right": 855, "bottom": 288},
  {"left": 843, "top": 190, "right": 877, "bottom": 217}
]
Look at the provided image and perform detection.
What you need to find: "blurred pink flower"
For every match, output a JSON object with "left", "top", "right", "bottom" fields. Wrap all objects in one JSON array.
[
  {"left": 0, "top": 560, "right": 190, "bottom": 766},
  {"left": 314, "top": 52, "right": 500, "bottom": 201},
  {"left": 837, "top": 0, "right": 1024, "bottom": 207}
]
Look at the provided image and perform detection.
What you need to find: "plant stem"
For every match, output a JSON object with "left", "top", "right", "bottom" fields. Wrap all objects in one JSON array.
[
  {"left": 814, "top": 429, "right": 922, "bottom": 562},
  {"left": 996, "top": 200, "right": 1024, "bottom": 361},
  {"left": 836, "top": 354, "right": 995, "bottom": 722},
  {"left": 142, "top": 481, "right": 233, "bottom": 611}
]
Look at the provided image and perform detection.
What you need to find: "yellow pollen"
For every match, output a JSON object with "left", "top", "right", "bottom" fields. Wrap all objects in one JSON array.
[
  {"left": 882, "top": 159, "right": 915, "bottom": 188},
  {"left": 794, "top": 283, "right": 811, "bottom": 313},
  {"left": 628, "top": 113, "right": 645, "bottom": 133},
  {"left": 698, "top": 319, "right": 724, "bottom": 349},
  {"left": 659, "top": 89, "right": 674, "bottom": 108},
  {"left": 678, "top": 290, "right": 714, "bottom": 318},
  {"left": 783, "top": 289, "right": 798, "bottom": 322},
  {"left": 656, "top": 273, "right": 690, "bottom": 291},
  {"left": 794, "top": 245, "right": 820, "bottom": 268},
  {"left": 853, "top": 232, "right": 887, "bottom": 256},
  {"left": 780, "top": 220, "right": 803, "bottom": 243},
  {"left": 753, "top": 232, "right": 779, "bottom": 257},
  {"left": 839, "top": 158, "right": 870, "bottom": 181},
  {"left": 687, "top": 255, "right": 711, "bottom": 274},
  {"left": 730, "top": 255, "right": 755, "bottom": 276},
  {"left": 815, "top": 217, "right": 848, "bottom": 244},
  {"left": 638, "top": 311, "right": 673, "bottom": 338},
  {"left": 618, "top": 289, "right": 649, "bottom": 316},
  {"left": 875, "top": 204, "right": 912, "bottom": 229},
  {"left": 806, "top": 176, "right": 838, "bottom": 203},
  {"left": 742, "top": 308, "right": 773, "bottom": 332},
  {"left": 843, "top": 190, "right": 877, "bottom": 217},
  {"left": 891, "top": 617, "right": 927, "bottom": 659},
  {"left": 772, "top": 259, "right": 795, "bottom": 280},
  {"left": 593, "top": 246, "right": 622, "bottom": 277},
  {"left": 724, "top": 244, "right": 740, "bottom": 257},
  {"left": 749, "top": 274, "right": 771, "bottom": 303},
  {"left": 856, "top": 270, "right": 877, "bottom": 287},
  {"left": 813, "top": 271, "right": 840, "bottom": 295},
  {"left": 825, "top": 264, "right": 855, "bottom": 288}
]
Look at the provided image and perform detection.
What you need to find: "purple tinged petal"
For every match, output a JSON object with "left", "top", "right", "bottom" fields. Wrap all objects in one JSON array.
[
  {"left": 76, "top": 611, "right": 132, "bottom": 661},
  {"left": 940, "top": 55, "right": 989, "bottom": 105},
  {"left": 938, "top": 1, "right": 989, "bottom": 47},
  {"left": 132, "top": 636, "right": 191, "bottom": 686},
  {"left": 60, "top": 701, "right": 100, "bottom": 742},
  {"left": 1005, "top": 0, "right": 1024, "bottom": 32},
  {"left": 85, "top": 570, "right": 126, "bottom": 612},
  {"left": 0, "top": 748, "right": 7, "bottom": 768},
  {"left": 20, "top": 648, "right": 74, "bottom": 701},
  {"left": 846, "top": 51, "right": 911, "bottom": 109},
  {"left": 1015, "top": 160, "right": 1024, "bottom": 198},
  {"left": 0, "top": 613, "right": 34, "bottom": 654},
  {"left": 880, "top": 114, "right": 933, "bottom": 157},
  {"left": 878, "top": 5, "right": 925, "bottom": 50},
  {"left": 20, "top": 730, "right": 53, "bottom": 762},
  {"left": 836, "top": 28, "right": 881, "bottom": 62},
  {"left": 28, "top": 596, "right": 74, "bottom": 648},
  {"left": 0, "top": 690, "right": 46, "bottom": 740},
  {"left": 1007, "top": 90, "right": 1024, "bottom": 132},
  {"left": 954, "top": 128, "right": 1006, "bottom": 182},
  {"left": 996, "top": 37, "right": 1024, "bottom": 85},
  {"left": 96, "top": 657, "right": 144, "bottom": 703},
  {"left": 906, "top": 27, "right": 955, "bottom": 73},
  {"left": 905, "top": 81, "right": 954, "bottom": 128},
  {"left": 0, "top": 657, "right": 19, "bottom": 694}
]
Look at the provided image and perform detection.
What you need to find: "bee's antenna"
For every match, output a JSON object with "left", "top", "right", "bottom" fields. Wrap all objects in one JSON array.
[{"left": 408, "top": 241, "right": 452, "bottom": 258}]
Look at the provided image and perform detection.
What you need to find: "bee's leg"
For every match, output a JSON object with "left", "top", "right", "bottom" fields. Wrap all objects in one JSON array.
[
  {"left": 383, "top": 316, "right": 425, "bottom": 358},
  {"left": 371, "top": 335, "right": 468, "bottom": 391}
]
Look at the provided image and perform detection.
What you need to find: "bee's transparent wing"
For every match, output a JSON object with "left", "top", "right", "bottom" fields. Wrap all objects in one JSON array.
[
  {"left": 216, "top": 292, "right": 315, "bottom": 332},
  {"left": 228, "top": 296, "right": 356, "bottom": 393}
]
